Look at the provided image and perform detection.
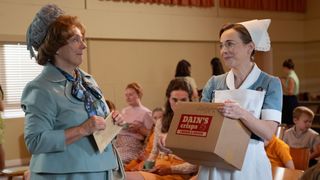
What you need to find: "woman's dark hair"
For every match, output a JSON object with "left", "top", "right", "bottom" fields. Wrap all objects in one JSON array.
[
  {"left": 283, "top": 58, "right": 294, "bottom": 69},
  {"left": 175, "top": 59, "right": 191, "bottom": 77},
  {"left": 219, "top": 23, "right": 255, "bottom": 58},
  {"left": 37, "top": 15, "right": 85, "bottom": 65},
  {"left": 161, "top": 79, "right": 193, "bottom": 133},
  {"left": 210, "top": 57, "right": 225, "bottom": 76},
  {"left": 0, "top": 85, "right": 3, "bottom": 100},
  {"left": 105, "top": 99, "right": 116, "bottom": 112}
]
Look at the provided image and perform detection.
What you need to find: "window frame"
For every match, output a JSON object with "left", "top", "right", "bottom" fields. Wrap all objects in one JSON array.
[{"left": 0, "top": 42, "right": 42, "bottom": 119}]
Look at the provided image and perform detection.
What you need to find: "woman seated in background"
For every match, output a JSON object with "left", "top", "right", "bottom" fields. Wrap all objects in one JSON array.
[
  {"left": 126, "top": 79, "right": 198, "bottom": 180},
  {"left": 125, "top": 107, "right": 164, "bottom": 171},
  {"left": 175, "top": 59, "right": 199, "bottom": 101},
  {"left": 114, "top": 82, "right": 153, "bottom": 164}
]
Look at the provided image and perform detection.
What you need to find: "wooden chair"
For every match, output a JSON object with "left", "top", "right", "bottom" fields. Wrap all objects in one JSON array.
[
  {"left": 289, "top": 147, "right": 310, "bottom": 170},
  {"left": 1, "top": 165, "right": 29, "bottom": 180},
  {"left": 275, "top": 124, "right": 287, "bottom": 140}
]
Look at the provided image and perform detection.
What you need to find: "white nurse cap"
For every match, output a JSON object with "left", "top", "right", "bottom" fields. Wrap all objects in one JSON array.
[{"left": 238, "top": 19, "right": 271, "bottom": 52}]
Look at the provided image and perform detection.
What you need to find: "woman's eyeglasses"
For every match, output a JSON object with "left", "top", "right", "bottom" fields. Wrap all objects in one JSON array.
[{"left": 218, "top": 41, "right": 240, "bottom": 50}]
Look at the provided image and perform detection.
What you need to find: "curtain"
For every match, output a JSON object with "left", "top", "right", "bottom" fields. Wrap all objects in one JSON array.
[
  {"left": 114, "top": 0, "right": 214, "bottom": 7},
  {"left": 219, "top": 0, "right": 306, "bottom": 13}
]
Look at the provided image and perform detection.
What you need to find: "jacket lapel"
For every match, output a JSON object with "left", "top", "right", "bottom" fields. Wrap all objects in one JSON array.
[{"left": 42, "top": 63, "right": 83, "bottom": 104}]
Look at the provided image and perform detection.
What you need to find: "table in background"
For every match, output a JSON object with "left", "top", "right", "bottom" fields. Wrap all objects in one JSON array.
[{"left": 272, "top": 166, "right": 304, "bottom": 180}]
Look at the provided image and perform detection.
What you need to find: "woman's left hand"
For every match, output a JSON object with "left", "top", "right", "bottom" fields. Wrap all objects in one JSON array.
[
  {"left": 155, "top": 164, "right": 172, "bottom": 175},
  {"left": 111, "top": 111, "right": 123, "bottom": 125},
  {"left": 125, "top": 121, "right": 142, "bottom": 133},
  {"left": 218, "top": 100, "right": 246, "bottom": 120}
]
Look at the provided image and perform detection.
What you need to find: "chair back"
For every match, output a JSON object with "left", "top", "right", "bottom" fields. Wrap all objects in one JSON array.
[
  {"left": 289, "top": 147, "right": 310, "bottom": 170},
  {"left": 275, "top": 124, "right": 287, "bottom": 140}
]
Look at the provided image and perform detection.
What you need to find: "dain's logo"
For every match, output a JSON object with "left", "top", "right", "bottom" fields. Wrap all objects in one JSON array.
[{"left": 176, "top": 114, "right": 212, "bottom": 137}]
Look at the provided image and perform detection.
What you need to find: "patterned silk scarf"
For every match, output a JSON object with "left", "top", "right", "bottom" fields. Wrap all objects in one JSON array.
[{"left": 57, "top": 67, "right": 108, "bottom": 118}]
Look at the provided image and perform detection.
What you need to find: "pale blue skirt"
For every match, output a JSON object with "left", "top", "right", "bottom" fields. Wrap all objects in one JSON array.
[{"left": 30, "top": 171, "right": 109, "bottom": 180}]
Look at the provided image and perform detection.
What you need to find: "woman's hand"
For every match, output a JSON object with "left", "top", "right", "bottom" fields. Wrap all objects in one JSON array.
[
  {"left": 79, "top": 115, "right": 106, "bottom": 136},
  {"left": 128, "top": 121, "right": 144, "bottom": 134},
  {"left": 154, "top": 164, "right": 172, "bottom": 175},
  {"left": 218, "top": 100, "right": 277, "bottom": 141},
  {"left": 218, "top": 100, "right": 247, "bottom": 120},
  {"left": 65, "top": 115, "right": 106, "bottom": 144},
  {"left": 111, "top": 111, "right": 123, "bottom": 125}
]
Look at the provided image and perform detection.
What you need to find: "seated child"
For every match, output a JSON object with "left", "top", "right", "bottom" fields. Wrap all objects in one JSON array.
[
  {"left": 125, "top": 107, "right": 164, "bottom": 171},
  {"left": 264, "top": 135, "right": 294, "bottom": 169},
  {"left": 283, "top": 106, "right": 320, "bottom": 164}
]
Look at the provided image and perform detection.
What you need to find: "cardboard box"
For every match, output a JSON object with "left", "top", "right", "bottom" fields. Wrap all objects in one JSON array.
[{"left": 166, "top": 102, "right": 251, "bottom": 170}]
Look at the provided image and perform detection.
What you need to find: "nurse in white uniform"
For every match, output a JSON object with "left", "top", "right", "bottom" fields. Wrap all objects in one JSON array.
[{"left": 199, "top": 19, "right": 282, "bottom": 180}]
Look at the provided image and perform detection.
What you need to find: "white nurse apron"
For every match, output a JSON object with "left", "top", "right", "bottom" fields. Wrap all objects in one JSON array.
[{"left": 198, "top": 89, "right": 272, "bottom": 180}]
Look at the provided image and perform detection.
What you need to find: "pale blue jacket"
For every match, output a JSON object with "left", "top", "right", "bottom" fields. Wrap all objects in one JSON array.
[{"left": 21, "top": 63, "right": 117, "bottom": 173}]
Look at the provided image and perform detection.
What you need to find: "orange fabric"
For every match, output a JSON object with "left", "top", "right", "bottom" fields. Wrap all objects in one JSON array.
[
  {"left": 125, "top": 131, "right": 155, "bottom": 171},
  {"left": 125, "top": 159, "right": 141, "bottom": 171},
  {"left": 219, "top": 0, "right": 306, "bottom": 13},
  {"left": 265, "top": 136, "right": 293, "bottom": 167},
  {"left": 144, "top": 131, "right": 154, "bottom": 155},
  {"left": 155, "top": 154, "right": 185, "bottom": 167},
  {"left": 139, "top": 154, "right": 191, "bottom": 180}
]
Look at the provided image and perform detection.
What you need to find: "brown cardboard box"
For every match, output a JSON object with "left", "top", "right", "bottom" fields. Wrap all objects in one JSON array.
[{"left": 166, "top": 102, "right": 251, "bottom": 170}]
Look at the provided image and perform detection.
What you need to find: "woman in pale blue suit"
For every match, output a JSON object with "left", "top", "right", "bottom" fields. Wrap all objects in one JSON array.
[{"left": 22, "top": 4, "right": 124, "bottom": 180}]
